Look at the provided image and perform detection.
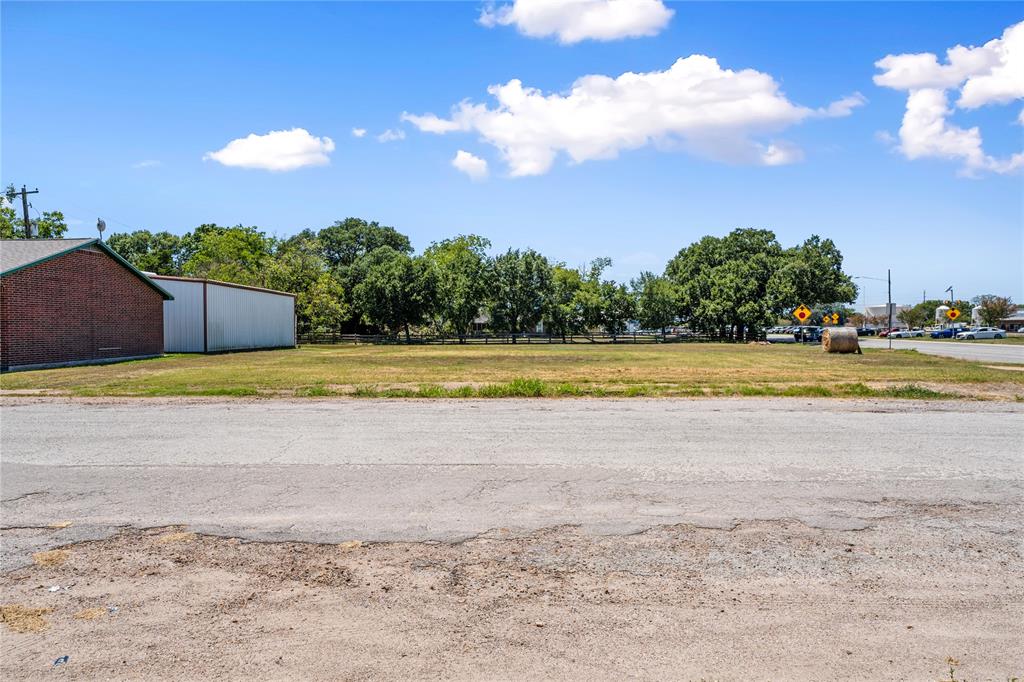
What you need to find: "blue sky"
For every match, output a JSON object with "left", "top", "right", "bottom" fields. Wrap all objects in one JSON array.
[{"left": 2, "top": 1, "right": 1022, "bottom": 305}]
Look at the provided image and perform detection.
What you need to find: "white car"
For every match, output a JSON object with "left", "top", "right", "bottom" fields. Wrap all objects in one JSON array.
[
  {"left": 889, "top": 328, "right": 925, "bottom": 338},
  {"left": 956, "top": 327, "right": 1006, "bottom": 340}
]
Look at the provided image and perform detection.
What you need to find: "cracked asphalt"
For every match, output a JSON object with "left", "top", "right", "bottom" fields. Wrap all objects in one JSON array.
[
  {"left": 2, "top": 397, "right": 1021, "bottom": 568},
  {"left": 1, "top": 397, "right": 1022, "bottom": 679}
]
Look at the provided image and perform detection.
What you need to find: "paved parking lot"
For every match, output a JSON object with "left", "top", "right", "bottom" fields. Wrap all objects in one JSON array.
[{"left": 860, "top": 337, "right": 1024, "bottom": 364}]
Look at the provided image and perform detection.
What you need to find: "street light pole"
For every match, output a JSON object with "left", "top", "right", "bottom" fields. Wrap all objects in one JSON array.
[
  {"left": 888, "top": 269, "right": 892, "bottom": 351},
  {"left": 944, "top": 285, "right": 956, "bottom": 331},
  {"left": 854, "top": 272, "right": 893, "bottom": 350}
]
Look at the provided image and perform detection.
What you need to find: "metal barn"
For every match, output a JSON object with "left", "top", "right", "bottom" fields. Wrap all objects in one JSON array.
[{"left": 149, "top": 276, "right": 296, "bottom": 353}]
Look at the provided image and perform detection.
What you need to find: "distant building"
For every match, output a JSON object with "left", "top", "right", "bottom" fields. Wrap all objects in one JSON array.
[
  {"left": 863, "top": 303, "right": 910, "bottom": 325},
  {"left": 971, "top": 305, "right": 984, "bottom": 326},
  {"left": 998, "top": 307, "right": 1024, "bottom": 333},
  {"left": 0, "top": 238, "right": 172, "bottom": 371},
  {"left": 472, "top": 310, "right": 544, "bottom": 334}
]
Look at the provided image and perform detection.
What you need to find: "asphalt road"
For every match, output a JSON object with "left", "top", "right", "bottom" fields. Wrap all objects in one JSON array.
[
  {"left": 860, "top": 337, "right": 1024, "bottom": 364},
  {"left": 2, "top": 398, "right": 1022, "bottom": 570}
]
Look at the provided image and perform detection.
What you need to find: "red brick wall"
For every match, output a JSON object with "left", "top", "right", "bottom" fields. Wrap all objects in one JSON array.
[{"left": 0, "top": 247, "right": 165, "bottom": 370}]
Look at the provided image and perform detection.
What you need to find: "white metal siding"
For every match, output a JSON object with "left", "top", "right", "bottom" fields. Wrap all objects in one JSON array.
[
  {"left": 205, "top": 283, "right": 295, "bottom": 352},
  {"left": 157, "top": 279, "right": 205, "bottom": 353}
]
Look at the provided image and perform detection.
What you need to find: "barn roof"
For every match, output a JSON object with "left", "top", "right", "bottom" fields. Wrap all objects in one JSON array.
[{"left": 0, "top": 238, "right": 173, "bottom": 299}]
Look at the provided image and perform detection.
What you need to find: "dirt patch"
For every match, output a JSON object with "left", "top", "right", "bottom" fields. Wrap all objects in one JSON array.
[
  {"left": 153, "top": 531, "right": 195, "bottom": 545},
  {"left": 1, "top": 517, "right": 1021, "bottom": 680},
  {"left": 30, "top": 550, "right": 68, "bottom": 567},
  {"left": 0, "top": 605, "right": 51, "bottom": 633},
  {"left": 72, "top": 608, "right": 106, "bottom": 621}
]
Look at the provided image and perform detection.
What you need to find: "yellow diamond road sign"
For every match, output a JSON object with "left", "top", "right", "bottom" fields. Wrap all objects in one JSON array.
[
  {"left": 793, "top": 305, "right": 811, "bottom": 322},
  {"left": 946, "top": 308, "right": 961, "bottom": 321}
]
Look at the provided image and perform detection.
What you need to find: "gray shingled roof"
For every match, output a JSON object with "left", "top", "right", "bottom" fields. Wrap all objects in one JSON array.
[
  {"left": 0, "top": 238, "right": 94, "bottom": 274},
  {"left": 0, "top": 238, "right": 173, "bottom": 299}
]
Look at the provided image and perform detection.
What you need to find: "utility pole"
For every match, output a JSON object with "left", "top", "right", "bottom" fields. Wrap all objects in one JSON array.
[
  {"left": 887, "top": 269, "right": 892, "bottom": 351},
  {"left": 13, "top": 185, "right": 40, "bottom": 238}
]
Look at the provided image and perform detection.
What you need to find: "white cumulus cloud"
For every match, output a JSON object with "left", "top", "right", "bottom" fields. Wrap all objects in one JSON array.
[
  {"left": 203, "top": 128, "right": 335, "bottom": 171},
  {"left": 402, "top": 55, "right": 863, "bottom": 176},
  {"left": 451, "top": 150, "right": 489, "bottom": 180},
  {"left": 874, "top": 21, "right": 1024, "bottom": 176},
  {"left": 479, "top": 0, "right": 673, "bottom": 44},
  {"left": 377, "top": 128, "right": 406, "bottom": 143},
  {"left": 351, "top": 127, "right": 367, "bottom": 138}
]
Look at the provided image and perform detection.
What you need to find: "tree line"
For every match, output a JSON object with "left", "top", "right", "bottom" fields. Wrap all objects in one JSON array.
[
  {"left": 4, "top": 189, "right": 1016, "bottom": 335},
  {"left": 91, "top": 219, "right": 858, "bottom": 341},
  {"left": 894, "top": 296, "right": 1018, "bottom": 329}
]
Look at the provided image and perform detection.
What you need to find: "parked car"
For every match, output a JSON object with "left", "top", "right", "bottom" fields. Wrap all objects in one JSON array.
[
  {"left": 930, "top": 327, "right": 968, "bottom": 339},
  {"left": 794, "top": 326, "right": 822, "bottom": 342},
  {"left": 855, "top": 327, "right": 876, "bottom": 336},
  {"left": 890, "top": 328, "right": 925, "bottom": 338},
  {"left": 956, "top": 327, "right": 1006, "bottom": 340},
  {"left": 877, "top": 328, "right": 900, "bottom": 337}
]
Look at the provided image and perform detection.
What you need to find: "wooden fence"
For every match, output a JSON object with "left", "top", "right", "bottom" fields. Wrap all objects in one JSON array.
[{"left": 297, "top": 331, "right": 762, "bottom": 345}]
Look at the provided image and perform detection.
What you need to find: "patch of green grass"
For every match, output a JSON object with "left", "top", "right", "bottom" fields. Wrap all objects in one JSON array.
[
  {"left": 871, "top": 384, "right": 955, "bottom": 399},
  {"left": 477, "top": 377, "right": 548, "bottom": 398},
  {"left": 1, "top": 343, "right": 1017, "bottom": 400},
  {"left": 780, "top": 384, "right": 834, "bottom": 397},
  {"left": 296, "top": 383, "right": 338, "bottom": 397},
  {"left": 553, "top": 382, "right": 586, "bottom": 396}
]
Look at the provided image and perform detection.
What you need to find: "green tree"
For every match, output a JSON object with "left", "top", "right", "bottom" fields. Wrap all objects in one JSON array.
[
  {"left": 265, "top": 230, "right": 349, "bottom": 333},
  {"left": 489, "top": 248, "right": 552, "bottom": 338},
  {"left": 1, "top": 187, "right": 68, "bottom": 239},
  {"left": 351, "top": 247, "right": 433, "bottom": 340},
  {"left": 319, "top": 218, "right": 412, "bottom": 270},
  {"left": 0, "top": 200, "right": 19, "bottom": 238},
  {"left": 977, "top": 295, "right": 1016, "bottom": 327},
  {"left": 667, "top": 229, "right": 784, "bottom": 339},
  {"left": 422, "top": 234, "right": 492, "bottom": 338},
  {"left": 179, "top": 224, "right": 273, "bottom": 286},
  {"left": 599, "top": 280, "right": 636, "bottom": 336},
  {"left": 544, "top": 259, "right": 608, "bottom": 339},
  {"left": 297, "top": 273, "right": 350, "bottom": 334},
  {"left": 544, "top": 266, "right": 586, "bottom": 339},
  {"left": 666, "top": 229, "right": 856, "bottom": 340},
  {"left": 633, "top": 272, "right": 678, "bottom": 332},
  {"left": 106, "top": 230, "right": 183, "bottom": 274},
  {"left": 771, "top": 236, "right": 857, "bottom": 312},
  {"left": 897, "top": 306, "right": 927, "bottom": 329}
]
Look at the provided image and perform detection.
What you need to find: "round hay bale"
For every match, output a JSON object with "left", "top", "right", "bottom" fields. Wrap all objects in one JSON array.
[{"left": 822, "top": 327, "right": 861, "bottom": 354}]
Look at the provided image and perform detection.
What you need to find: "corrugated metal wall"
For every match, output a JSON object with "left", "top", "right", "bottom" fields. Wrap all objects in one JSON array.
[
  {"left": 206, "top": 283, "right": 295, "bottom": 352},
  {"left": 157, "top": 278, "right": 205, "bottom": 352},
  {"left": 153, "top": 277, "right": 296, "bottom": 353}
]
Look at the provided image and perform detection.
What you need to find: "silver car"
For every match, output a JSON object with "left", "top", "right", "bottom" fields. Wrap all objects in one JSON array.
[{"left": 956, "top": 327, "right": 1006, "bottom": 340}]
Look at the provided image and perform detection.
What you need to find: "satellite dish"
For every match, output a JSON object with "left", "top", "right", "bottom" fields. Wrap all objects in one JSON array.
[{"left": 97, "top": 218, "right": 106, "bottom": 240}]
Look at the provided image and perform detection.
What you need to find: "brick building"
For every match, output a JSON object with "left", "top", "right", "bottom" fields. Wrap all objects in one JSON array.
[{"left": 0, "top": 238, "right": 173, "bottom": 371}]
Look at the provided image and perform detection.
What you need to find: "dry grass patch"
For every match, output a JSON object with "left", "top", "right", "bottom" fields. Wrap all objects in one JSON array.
[
  {"left": 31, "top": 549, "right": 69, "bottom": 566},
  {"left": 154, "top": 531, "right": 197, "bottom": 545},
  {"left": 0, "top": 604, "right": 51, "bottom": 633},
  {"left": 73, "top": 607, "right": 107, "bottom": 621},
  {"left": 1, "top": 343, "right": 1020, "bottom": 399}
]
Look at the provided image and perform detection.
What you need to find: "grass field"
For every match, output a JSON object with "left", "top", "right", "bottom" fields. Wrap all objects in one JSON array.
[{"left": 2, "top": 343, "right": 1023, "bottom": 400}]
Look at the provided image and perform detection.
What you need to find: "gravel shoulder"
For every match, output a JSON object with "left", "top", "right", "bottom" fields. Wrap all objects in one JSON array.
[{"left": 2, "top": 515, "right": 1021, "bottom": 680}]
